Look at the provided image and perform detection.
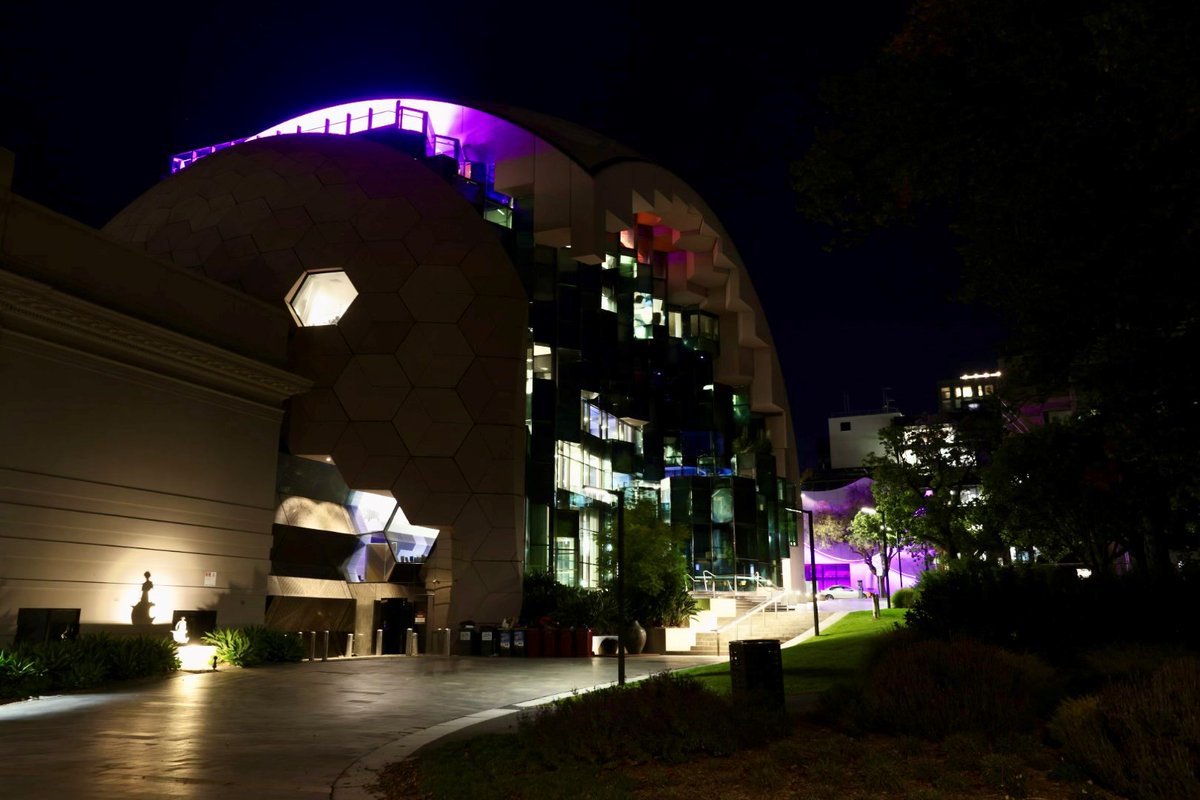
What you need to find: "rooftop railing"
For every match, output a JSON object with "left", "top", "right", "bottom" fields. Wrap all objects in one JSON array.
[{"left": 170, "top": 101, "right": 461, "bottom": 174}]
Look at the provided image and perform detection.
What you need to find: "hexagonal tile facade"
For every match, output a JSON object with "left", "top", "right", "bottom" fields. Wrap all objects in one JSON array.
[{"left": 104, "top": 135, "right": 528, "bottom": 626}]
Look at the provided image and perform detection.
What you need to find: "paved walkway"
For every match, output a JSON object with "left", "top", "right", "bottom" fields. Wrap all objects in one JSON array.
[
  {"left": 0, "top": 601, "right": 869, "bottom": 799},
  {"left": 0, "top": 653, "right": 723, "bottom": 799}
]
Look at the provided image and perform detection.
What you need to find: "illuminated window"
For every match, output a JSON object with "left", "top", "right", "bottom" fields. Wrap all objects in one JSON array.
[
  {"left": 529, "top": 343, "right": 553, "bottom": 380},
  {"left": 600, "top": 286, "right": 617, "bottom": 313},
  {"left": 483, "top": 203, "right": 512, "bottom": 228},
  {"left": 556, "top": 440, "right": 611, "bottom": 494},
  {"left": 668, "top": 311, "right": 683, "bottom": 338},
  {"left": 286, "top": 270, "right": 358, "bottom": 327},
  {"left": 554, "top": 537, "right": 576, "bottom": 585},
  {"left": 633, "top": 293, "right": 655, "bottom": 339}
]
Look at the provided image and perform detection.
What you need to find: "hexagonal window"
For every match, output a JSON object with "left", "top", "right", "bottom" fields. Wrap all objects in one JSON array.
[{"left": 286, "top": 270, "right": 358, "bottom": 327}]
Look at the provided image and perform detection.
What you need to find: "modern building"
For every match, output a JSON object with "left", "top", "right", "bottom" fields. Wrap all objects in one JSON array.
[{"left": 1, "top": 97, "right": 800, "bottom": 647}]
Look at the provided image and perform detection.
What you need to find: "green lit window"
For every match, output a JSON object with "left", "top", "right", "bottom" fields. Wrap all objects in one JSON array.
[{"left": 555, "top": 537, "right": 576, "bottom": 585}]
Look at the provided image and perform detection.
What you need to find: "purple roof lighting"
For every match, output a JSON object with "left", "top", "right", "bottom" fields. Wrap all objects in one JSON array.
[{"left": 170, "top": 98, "right": 537, "bottom": 181}]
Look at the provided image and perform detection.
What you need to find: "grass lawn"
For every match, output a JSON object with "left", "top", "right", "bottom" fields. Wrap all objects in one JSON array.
[{"left": 677, "top": 608, "right": 907, "bottom": 696}]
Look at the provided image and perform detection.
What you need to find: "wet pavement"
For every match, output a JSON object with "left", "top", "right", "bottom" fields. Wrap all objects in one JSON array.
[
  {"left": 0, "top": 653, "right": 726, "bottom": 799},
  {"left": 0, "top": 600, "right": 882, "bottom": 799}
]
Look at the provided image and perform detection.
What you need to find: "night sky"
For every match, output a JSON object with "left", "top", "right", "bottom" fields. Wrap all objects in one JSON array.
[{"left": 0, "top": 1, "right": 1003, "bottom": 468}]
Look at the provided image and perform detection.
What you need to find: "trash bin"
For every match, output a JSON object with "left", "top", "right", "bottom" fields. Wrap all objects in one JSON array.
[
  {"left": 497, "top": 629, "right": 512, "bottom": 655},
  {"left": 479, "top": 626, "right": 497, "bottom": 656},
  {"left": 574, "top": 626, "right": 592, "bottom": 657},
  {"left": 542, "top": 627, "right": 558, "bottom": 658},
  {"left": 557, "top": 626, "right": 574, "bottom": 657},
  {"left": 525, "top": 626, "right": 542, "bottom": 658},
  {"left": 456, "top": 622, "right": 477, "bottom": 656},
  {"left": 511, "top": 627, "right": 526, "bottom": 657},
  {"left": 728, "top": 639, "right": 784, "bottom": 711}
]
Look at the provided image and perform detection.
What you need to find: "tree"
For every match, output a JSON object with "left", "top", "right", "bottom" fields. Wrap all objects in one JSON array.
[
  {"left": 863, "top": 418, "right": 1000, "bottom": 563},
  {"left": 848, "top": 507, "right": 905, "bottom": 608},
  {"left": 981, "top": 415, "right": 1132, "bottom": 575},
  {"left": 793, "top": 0, "right": 1200, "bottom": 575},
  {"left": 598, "top": 495, "right": 696, "bottom": 627}
]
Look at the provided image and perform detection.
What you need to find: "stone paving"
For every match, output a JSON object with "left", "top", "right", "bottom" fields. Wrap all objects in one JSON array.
[
  {"left": 0, "top": 600, "right": 870, "bottom": 799},
  {"left": 0, "top": 653, "right": 725, "bottom": 799}
]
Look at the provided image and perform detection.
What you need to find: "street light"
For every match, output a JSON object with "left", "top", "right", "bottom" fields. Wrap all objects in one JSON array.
[
  {"left": 616, "top": 490, "right": 626, "bottom": 686},
  {"left": 589, "top": 486, "right": 627, "bottom": 685},
  {"left": 784, "top": 505, "right": 819, "bottom": 637}
]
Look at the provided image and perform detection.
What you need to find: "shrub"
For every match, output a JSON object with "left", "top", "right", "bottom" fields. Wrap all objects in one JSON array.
[
  {"left": 203, "top": 628, "right": 255, "bottom": 666},
  {"left": 108, "top": 636, "right": 179, "bottom": 680},
  {"left": 1, "top": 634, "right": 179, "bottom": 700},
  {"left": 858, "top": 636, "right": 1059, "bottom": 740},
  {"left": 552, "top": 584, "right": 613, "bottom": 630},
  {"left": 1049, "top": 656, "right": 1200, "bottom": 800},
  {"left": 891, "top": 587, "right": 920, "bottom": 608},
  {"left": 203, "top": 626, "right": 303, "bottom": 667},
  {"left": 518, "top": 671, "right": 788, "bottom": 766},
  {"left": 0, "top": 649, "right": 48, "bottom": 699},
  {"left": 250, "top": 626, "right": 304, "bottom": 663},
  {"left": 906, "top": 562, "right": 1200, "bottom": 661}
]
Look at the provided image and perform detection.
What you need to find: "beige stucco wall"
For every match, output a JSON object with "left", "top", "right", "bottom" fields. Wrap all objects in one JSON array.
[{"left": 0, "top": 185, "right": 307, "bottom": 644}]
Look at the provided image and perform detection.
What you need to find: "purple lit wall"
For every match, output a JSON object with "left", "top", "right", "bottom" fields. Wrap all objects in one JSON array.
[{"left": 802, "top": 477, "right": 931, "bottom": 594}]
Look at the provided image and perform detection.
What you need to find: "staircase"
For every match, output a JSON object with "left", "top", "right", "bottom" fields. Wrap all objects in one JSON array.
[{"left": 680, "top": 594, "right": 820, "bottom": 656}]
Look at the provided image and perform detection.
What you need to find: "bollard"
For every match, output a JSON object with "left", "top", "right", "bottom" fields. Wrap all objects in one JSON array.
[
  {"left": 322, "top": 630, "right": 329, "bottom": 662},
  {"left": 299, "top": 632, "right": 305, "bottom": 661},
  {"left": 374, "top": 628, "right": 383, "bottom": 656},
  {"left": 405, "top": 628, "right": 418, "bottom": 656},
  {"left": 346, "top": 632, "right": 354, "bottom": 657},
  {"left": 308, "top": 630, "right": 316, "bottom": 662}
]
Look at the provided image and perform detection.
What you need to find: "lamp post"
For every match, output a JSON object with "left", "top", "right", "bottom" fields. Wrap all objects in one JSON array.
[
  {"left": 616, "top": 490, "right": 626, "bottom": 686},
  {"left": 785, "top": 505, "right": 819, "bottom": 637},
  {"left": 592, "top": 485, "right": 627, "bottom": 685}
]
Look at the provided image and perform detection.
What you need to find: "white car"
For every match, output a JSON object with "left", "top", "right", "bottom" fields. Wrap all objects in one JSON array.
[{"left": 818, "top": 584, "right": 860, "bottom": 600}]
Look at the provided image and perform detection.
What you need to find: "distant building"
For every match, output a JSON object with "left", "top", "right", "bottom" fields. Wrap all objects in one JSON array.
[
  {"left": 937, "top": 370, "right": 1001, "bottom": 412},
  {"left": 827, "top": 411, "right": 904, "bottom": 470}
]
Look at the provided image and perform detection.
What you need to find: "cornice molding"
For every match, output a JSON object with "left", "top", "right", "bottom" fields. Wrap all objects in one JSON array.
[{"left": 0, "top": 269, "right": 311, "bottom": 406}]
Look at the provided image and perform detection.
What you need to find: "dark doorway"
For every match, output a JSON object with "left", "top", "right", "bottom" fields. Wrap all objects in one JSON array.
[{"left": 379, "top": 598, "right": 415, "bottom": 654}]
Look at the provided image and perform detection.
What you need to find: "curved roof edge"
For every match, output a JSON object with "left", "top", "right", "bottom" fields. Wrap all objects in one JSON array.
[{"left": 172, "top": 96, "right": 647, "bottom": 177}]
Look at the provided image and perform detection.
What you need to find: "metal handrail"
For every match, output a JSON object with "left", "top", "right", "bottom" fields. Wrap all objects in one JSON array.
[
  {"left": 714, "top": 589, "right": 799, "bottom": 637},
  {"left": 690, "top": 571, "right": 778, "bottom": 594}
]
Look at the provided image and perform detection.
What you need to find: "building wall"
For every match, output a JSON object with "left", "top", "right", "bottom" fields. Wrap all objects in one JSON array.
[
  {"left": 104, "top": 135, "right": 529, "bottom": 629},
  {"left": 0, "top": 184, "right": 306, "bottom": 644},
  {"left": 828, "top": 412, "right": 903, "bottom": 469}
]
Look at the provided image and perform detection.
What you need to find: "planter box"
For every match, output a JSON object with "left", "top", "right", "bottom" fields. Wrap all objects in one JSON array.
[{"left": 645, "top": 626, "right": 697, "bottom": 654}]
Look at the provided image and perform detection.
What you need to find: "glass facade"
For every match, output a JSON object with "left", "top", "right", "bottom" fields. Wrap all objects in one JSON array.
[
  {"left": 489, "top": 209, "right": 791, "bottom": 589},
  {"left": 232, "top": 100, "right": 795, "bottom": 598}
]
